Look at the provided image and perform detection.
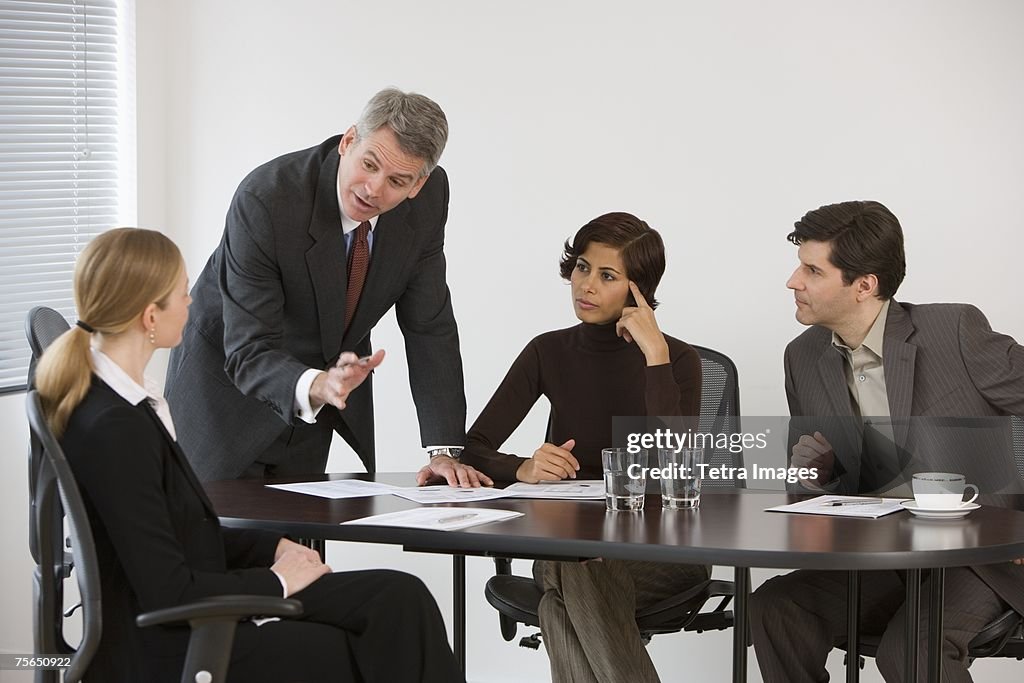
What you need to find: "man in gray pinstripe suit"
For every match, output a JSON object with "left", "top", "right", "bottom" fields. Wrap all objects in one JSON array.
[{"left": 749, "top": 200, "right": 1024, "bottom": 682}]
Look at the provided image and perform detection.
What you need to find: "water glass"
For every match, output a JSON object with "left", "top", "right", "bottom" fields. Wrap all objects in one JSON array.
[
  {"left": 659, "top": 448, "right": 705, "bottom": 509},
  {"left": 602, "top": 448, "right": 647, "bottom": 512}
]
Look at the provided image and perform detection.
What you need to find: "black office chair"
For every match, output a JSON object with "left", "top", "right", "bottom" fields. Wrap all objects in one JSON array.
[
  {"left": 26, "top": 305, "right": 72, "bottom": 565},
  {"left": 25, "top": 306, "right": 71, "bottom": 391},
  {"left": 838, "top": 609, "right": 1024, "bottom": 672},
  {"left": 25, "top": 307, "right": 78, "bottom": 678},
  {"left": 484, "top": 345, "right": 745, "bottom": 649},
  {"left": 838, "top": 415, "right": 1024, "bottom": 673},
  {"left": 27, "top": 390, "right": 302, "bottom": 683}
]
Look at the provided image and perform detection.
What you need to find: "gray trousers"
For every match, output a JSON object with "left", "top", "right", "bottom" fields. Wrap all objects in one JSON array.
[
  {"left": 749, "top": 567, "right": 1009, "bottom": 683},
  {"left": 533, "top": 559, "right": 710, "bottom": 683}
]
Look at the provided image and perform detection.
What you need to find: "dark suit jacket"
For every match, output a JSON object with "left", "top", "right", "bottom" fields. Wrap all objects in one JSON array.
[
  {"left": 784, "top": 300, "right": 1024, "bottom": 616},
  {"left": 62, "top": 379, "right": 283, "bottom": 683},
  {"left": 165, "top": 136, "right": 467, "bottom": 480}
]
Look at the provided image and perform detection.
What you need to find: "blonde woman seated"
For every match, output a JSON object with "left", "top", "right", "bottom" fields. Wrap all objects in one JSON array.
[
  {"left": 461, "top": 212, "right": 708, "bottom": 683},
  {"left": 36, "top": 228, "right": 462, "bottom": 683}
]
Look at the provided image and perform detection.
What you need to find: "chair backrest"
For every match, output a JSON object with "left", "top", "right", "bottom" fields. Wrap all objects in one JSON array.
[
  {"left": 25, "top": 307, "right": 72, "bottom": 564},
  {"left": 26, "top": 391, "right": 102, "bottom": 683},
  {"left": 691, "top": 345, "right": 744, "bottom": 489},
  {"left": 25, "top": 306, "right": 71, "bottom": 388}
]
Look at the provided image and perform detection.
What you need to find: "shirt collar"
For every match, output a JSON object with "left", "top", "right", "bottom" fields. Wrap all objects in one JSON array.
[
  {"left": 90, "top": 347, "right": 160, "bottom": 406},
  {"left": 336, "top": 166, "right": 379, "bottom": 236},
  {"left": 90, "top": 347, "right": 178, "bottom": 440},
  {"left": 832, "top": 299, "right": 891, "bottom": 357}
]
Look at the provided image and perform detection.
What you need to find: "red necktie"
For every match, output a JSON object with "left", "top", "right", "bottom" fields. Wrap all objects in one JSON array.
[{"left": 344, "top": 221, "right": 370, "bottom": 331}]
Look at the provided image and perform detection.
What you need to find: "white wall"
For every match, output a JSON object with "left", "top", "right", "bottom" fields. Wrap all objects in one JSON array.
[{"left": 3, "top": 1, "right": 1023, "bottom": 681}]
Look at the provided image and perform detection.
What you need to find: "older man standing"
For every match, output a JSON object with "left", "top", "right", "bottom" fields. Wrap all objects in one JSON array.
[{"left": 167, "top": 88, "right": 488, "bottom": 488}]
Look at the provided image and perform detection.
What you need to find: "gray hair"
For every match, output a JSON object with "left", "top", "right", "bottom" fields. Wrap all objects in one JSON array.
[{"left": 355, "top": 88, "right": 449, "bottom": 177}]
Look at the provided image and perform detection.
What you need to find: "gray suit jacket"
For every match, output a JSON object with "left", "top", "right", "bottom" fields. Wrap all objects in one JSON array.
[
  {"left": 784, "top": 300, "right": 1024, "bottom": 616},
  {"left": 166, "top": 137, "right": 466, "bottom": 481}
]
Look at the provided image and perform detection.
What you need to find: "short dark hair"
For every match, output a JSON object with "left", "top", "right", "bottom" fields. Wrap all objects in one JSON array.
[
  {"left": 559, "top": 212, "right": 666, "bottom": 309},
  {"left": 788, "top": 200, "right": 906, "bottom": 299}
]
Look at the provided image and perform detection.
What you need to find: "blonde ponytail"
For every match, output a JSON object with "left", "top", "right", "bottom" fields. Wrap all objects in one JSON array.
[
  {"left": 35, "top": 228, "right": 183, "bottom": 436},
  {"left": 35, "top": 326, "right": 95, "bottom": 436}
]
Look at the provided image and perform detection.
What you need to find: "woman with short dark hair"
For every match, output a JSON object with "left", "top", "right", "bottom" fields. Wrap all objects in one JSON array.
[{"left": 462, "top": 212, "right": 708, "bottom": 683}]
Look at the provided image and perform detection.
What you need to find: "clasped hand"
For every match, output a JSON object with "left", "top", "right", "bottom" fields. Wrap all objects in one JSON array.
[
  {"left": 271, "top": 538, "right": 330, "bottom": 597},
  {"left": 516, "top": 439, "right": 580, "bottom": 483},
  {"left": 791, "top": 431, "right": 835, "bottom": 489}
]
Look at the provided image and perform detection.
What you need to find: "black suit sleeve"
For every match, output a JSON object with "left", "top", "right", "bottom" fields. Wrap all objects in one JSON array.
[
  {"left": 71, "top": 405, "right": 283, "bottom": 612},
  {"left": 394, "top": 168, "right": 467, "bottom": 447},
  {"left": 222, "top": 528, "right": 280, "bottom": 569},
  {"left": 219, "top": 189, "right": 309, "bottom": 424}
]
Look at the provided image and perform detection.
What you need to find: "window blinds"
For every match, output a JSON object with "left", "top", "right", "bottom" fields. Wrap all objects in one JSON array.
[{"left": 0, "top": 0, "right": 122, "bottom": 391}]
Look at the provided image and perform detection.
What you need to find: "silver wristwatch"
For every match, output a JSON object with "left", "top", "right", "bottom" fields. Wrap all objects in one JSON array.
[{"left": 427, "top": 447, "right": 463, "bottom": 460}]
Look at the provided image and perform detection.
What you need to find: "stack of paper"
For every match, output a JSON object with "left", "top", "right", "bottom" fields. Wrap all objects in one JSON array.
[
  {"left": 502, "top": 480, "right": 606, "bottom": 500},
  {"left": 266, "top": 479, "right": 398, "bottom": 499},
  {"left": 765, "top": 495, "right": 911, "bottom": 518},
  {"left": 341, "top": 507, "right": 523, "bottom": 531},
  {"left": 389, "top": 485, "right": 513, "bottom": 504}
]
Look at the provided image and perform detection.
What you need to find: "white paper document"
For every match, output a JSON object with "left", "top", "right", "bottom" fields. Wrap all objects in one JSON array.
[
  {"left": 266, "top": 479, "right": 399, "bottom": 499},
  {"left": 502, "top": 480, "right": 606, "bottom": 500},
  {"left": 389, "top": 485, "right": 514, "bottom": 504},
  {"left": 341, "top": 507, "right": 523, "bottom": 531},
  {"left": 765, "top": 495, "right": 911, "bottom": 518}
]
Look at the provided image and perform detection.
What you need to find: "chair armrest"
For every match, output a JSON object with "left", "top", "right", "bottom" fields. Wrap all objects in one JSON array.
[
  {"left": 136, "top": 595, "right": 302, "bottom": 628},
  {"left": 635, "top": 579, "right": 733, "bottom": 621},
  {"left": 967, "top": 610, "right": 1023, "bottom": 658}
]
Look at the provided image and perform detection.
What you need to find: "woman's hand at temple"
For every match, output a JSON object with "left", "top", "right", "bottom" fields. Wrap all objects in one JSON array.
[
  {"left": 616, "top": 282, "right": 670, "bottom": 366},
  {"left": 517, "top": 439, "right": 579, "bottom": 483}
]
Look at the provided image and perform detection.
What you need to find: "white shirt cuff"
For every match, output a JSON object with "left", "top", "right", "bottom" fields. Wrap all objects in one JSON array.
[
  {"left": 294, "top": 368, "right": 326, "bottom": 424},
  {"left": 270, "top": 569, "right": 289, "bottom": 598}
]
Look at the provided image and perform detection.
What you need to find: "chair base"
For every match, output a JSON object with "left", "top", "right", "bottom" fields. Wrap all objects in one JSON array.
[
  {"left": 485, "top": 572, "right": 736, "bottom": 650},
  {"left": 519, "top": 633, "right": 542, "bottom": 650}
]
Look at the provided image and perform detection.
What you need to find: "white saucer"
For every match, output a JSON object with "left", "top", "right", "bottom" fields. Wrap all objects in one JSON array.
[{"left": 900, "top": 500, "right": 980, "bottom": 519}]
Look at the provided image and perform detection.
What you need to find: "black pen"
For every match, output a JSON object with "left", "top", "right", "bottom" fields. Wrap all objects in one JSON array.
[
  {"left": 337, "top": 355, "right": 373, "bottom": 369},
  {"left": 828, "top": 499, "right": 881, "bottom": 507},
  {"left": 436, "top": 513, "right": 478, "bottom": 524}
]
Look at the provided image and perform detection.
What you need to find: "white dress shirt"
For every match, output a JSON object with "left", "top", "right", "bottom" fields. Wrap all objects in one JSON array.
[{"left": 91, "top": 348, "right": 177, "bottom": 441}]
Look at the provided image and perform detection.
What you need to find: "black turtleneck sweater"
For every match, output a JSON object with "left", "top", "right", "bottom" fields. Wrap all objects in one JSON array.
[{"left": 462, "top": 322, "right": 702, "bottom": 481}]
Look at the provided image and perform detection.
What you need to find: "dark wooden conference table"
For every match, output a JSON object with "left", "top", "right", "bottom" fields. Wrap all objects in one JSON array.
[{"left": 203, "top": 473, "right": 1024, "bottom": 682}]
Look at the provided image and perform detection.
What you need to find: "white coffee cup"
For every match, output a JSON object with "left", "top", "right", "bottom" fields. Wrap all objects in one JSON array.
[{"left": 912, "top": 472, "right": 979, "bottom": 510}]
